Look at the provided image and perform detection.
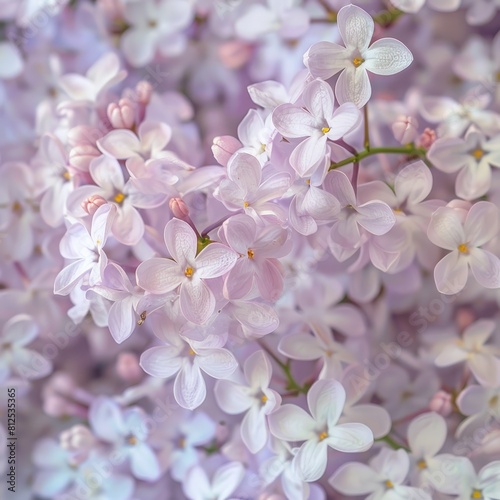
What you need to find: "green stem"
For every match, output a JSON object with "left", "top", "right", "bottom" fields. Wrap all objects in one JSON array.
[
  {"left": 363, "top": 105, "right": 370, "bottom": 151},
  {"left": 376, "top": 434, "right": 410, "bottom": 451},
  {"left": 329, "top": 144, "right": 427, "bottom": 171}
]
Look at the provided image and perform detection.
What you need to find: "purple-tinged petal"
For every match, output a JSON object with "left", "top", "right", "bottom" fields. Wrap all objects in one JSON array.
[
  {"left": 180, "top": 279, "right": 215, "bottom": 324},
  {"left": 136, "top": 258, "right": 182, "bottom": 294}
]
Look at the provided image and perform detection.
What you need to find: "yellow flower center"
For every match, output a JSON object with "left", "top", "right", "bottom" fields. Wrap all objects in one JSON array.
[
  {"left": 353, "top": 57, "right": 365, "bottom": 68},
  {"left": 127, "top": 436, "right": 138, "bottom": 445},
  {"left": 417, "top": 459, "right": 427, "bottom": 470},
  {"left": 244, "top": 201, "right": 250, "bottom": 208},
  {"left": 385, "top": 480, "right": 394, "bottom": 489},
  {"left": 114, "top": 192, "right": 126, "bottom": 204},
  {"left": 63, "top": 171, "right": 71, "bottom": 181},
  {"left": 305, "top": 179, "right": 311, "bottom": 185},
  {"left": 458, "top": 243, "right": 469, "bottom": 254},
  {"left": 471, "top": 490, "right": 483, "bottom": 499},
  {"left": 178, "top": 437, "right": 186, "bottom": 448},
  {"left": 322, "top": 127, "right": 331, "bottom": 134},
  {"left": 261, "top": 394, "right": 268, "bottom": 404},
  {"left": 471, "top": 149, "right": 484, "bottom": 160},
  {"left": 490, "top": 395, "right": 499, "bottom": 408},
  {"left": 247, "top": 249, "right": 255, "bottom": 259},
  {"left": 318, "top": 431, "right": 328, "bottom": 441},
  {"left": 496, "top": 70, "right": 500, "bottom": 82},
  {"left": 184, "top": 266, "right": 194, "bottom": 277},
  {"left": 188, "top": 347, "right": 196, "bottom": 356}
]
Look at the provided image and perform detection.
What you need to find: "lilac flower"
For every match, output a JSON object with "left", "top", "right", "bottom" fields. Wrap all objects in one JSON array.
[
  {"left": 0, "top": 314, "right": 52, "bottom": 382},
  {"left": 220, "top": 214, "right": 290, "bottom": 301},
  {"left": 88, "top": 397, "right": 161, "bottom": 482},
  {"left": 323, "top": 170, "right": 396, "bottom": 262},
  {"left": 182, "top": 461, "right": 245, "bottom": 500},
  {"left": 54, "top": 203, "right": 116, "bottom": 295},
  {"left": 428, "top": 129, "right": 500, "bottom": 200},
  {"left": 58, "top": 53, "right": 126, "bottom": 102},
  {"left": 140, "top": 317, "right": 238, "bottom": 410},
  {"left": 136, "top": 218, "right": 237, "bottom": 324},
  {"left": 272, "top": 79, "right": 360, "bottom": 176},
  {"left": 330, "top": 448, "right": 431, "bottom": 499},
  {"left": 304, "top": 5, "right": 413, "bottom": 107},
  {"left": 214, "top": 152, "right": 292, "bottom": 221},
  {"left": 427, "top": 202, "right": 500, "bottom": 294},
  {"left": 268, "top": 379, "right": 373, "bottom": 481},
  {"left": 214, "top": 350, "right": 281, "bottom": 453}
]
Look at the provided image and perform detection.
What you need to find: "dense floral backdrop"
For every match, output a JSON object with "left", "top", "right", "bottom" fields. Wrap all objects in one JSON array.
[{"left": 1, "top": 0, "right": 500, "bottom": 498}]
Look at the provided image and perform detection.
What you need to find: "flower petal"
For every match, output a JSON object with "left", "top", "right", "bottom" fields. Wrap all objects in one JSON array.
[
  {"left": 364, "top": 38, "right": 413, "bottom": 76},
  {"left": 136, "top": 258, "right": 182, "bottom": 293}
]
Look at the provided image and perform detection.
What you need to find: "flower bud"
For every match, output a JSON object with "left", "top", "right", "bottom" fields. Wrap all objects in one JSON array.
[
  {"left": 418, "top": 128, "right": 436, "bottom": 149},
  {"left": 392, "top": 115, "right": 418, "bottom": 144},
  {"left": 82, "top": 195, "right": 108, "bottom": 215},
  {"left": 107, "top": 98, "right": 135, "bottom": 129},
  {"left": 429, "top": 390, "right": 452, "bottom": 416},
  {"left": 218, "top": 40, "right": 253, "bottom": 69},
  {"left": 212, "top": 135, "right": 242, "bottom": 167},
  {"left": 116, "top": 352, "right": 143, "bottom": 383},
  {"left": 169, "top": 198, "right": 190, "bottom": 219},
  {"left": 456, "top": 308, "right": 475, "bottom": 331},
  {"left": 135, "top": 80, "right": 153, "bottom": 105}
]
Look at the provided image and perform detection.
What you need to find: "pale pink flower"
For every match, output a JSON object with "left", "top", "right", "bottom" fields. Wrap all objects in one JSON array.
[
  {"left": 214, "top": 153, "right": 292, "bottom": 222},
  {"left": 215, "top": 350, "right": 281, "bottom": 453},
  {"left": 54, "top": 203, "right": 116, "bottom": 296},
  {"left": 407, "top": 412, "right": 467, "bottom": 493},
  {"left": 136, "top": 218, "right": 237, "bottom": 324},
  {"left": 235, "top": 0, "right": 309, "bottom": 41},
  {"left": 58, "top": 53, "right": 126, "bottom": 102},
  {"left": 268, "top": 379, "right": 373, "bottom": 482},
  {"left": 304, "top": 5, "right": 413, "bottom": 107},
  {"left": 324, "top": 170, "right": 396, "bottom": 262},
  {"left": 89, "top": 397, "right": 161, "bottom": 481},
  {"left": 428, "top": 129, "right": 500, "bottom": 200},
  {"left": 391, "top": 0, "right": 460, "bottom": 13},
  {"left": 427, "top": 202, "right": 500, "bottom": 294},
  {"left": 140, "top": 318, "right": 238, "bottom": 410},
  {"left": 97, "top": 121, "right": 173, "bottom": 161},
  {"left": 220, "top": 214, "right": 289, "bottom": 301},
  {"left": 272, "top": 79, "right": 360, "bottom": 176},
  {"left": 120, "top": 0, "right": 194, "bottom": 67},
  {"left": 330, "top": 448, "right": 431, "bottom": 499},
  {"left": 0, "top": 314, "right": 52, "bottom": 382},
  {"left": 433, "top": 319, "right": 500, "bottom": 386},
  {"left": 182, "top": 461, "right": 245, "bottom": 500}
]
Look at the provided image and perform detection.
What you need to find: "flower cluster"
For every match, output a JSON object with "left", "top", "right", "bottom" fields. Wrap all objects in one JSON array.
[{"left": 1, "top": 0, "right": 500, "bottom": 499}]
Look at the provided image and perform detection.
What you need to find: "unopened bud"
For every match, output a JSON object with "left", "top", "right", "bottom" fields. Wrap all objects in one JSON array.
[
  {"left": 135, "top": 80, "right": 153, "bottom": 105},
  {"left": 107, "top": 98, "right": 135, "bottom": 129},
  {"left": 456, "top": 308, "right": 475, "bottom": 332},
  {"left": 418, "top": 128, "right": 436, "bottom": 149},
  {"left": 212, "top": 135, "right": 242, "bottom": 167},
  {"left": 82, "top": 195, "right": 108, "bottom": 215},
  {"left": 429, "top": 390, "right": 452, "bottom": 416},
  {"left": 392, "top": 115, "right": 419, "bottom": 144},
  {"left": 218, "top": 40, "right": 253, "bottom": 69},
  {"left": 116, "top": 352, "right": 143, "bottom": 383},
  {"left": 169, "top": 198, "right": 190, "bottom": 219}
]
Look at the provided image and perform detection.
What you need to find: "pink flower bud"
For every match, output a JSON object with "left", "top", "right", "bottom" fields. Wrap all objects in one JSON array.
[
  {"left": 169, "top": 198, "right": 190, "bottom": 219},
  {"left": 116, "top": 352, "right": 143, "bottom": 383},
  {"left": 69, "top": 144, "right": 101, "bottom": 172},
  {"left": 81, "top": 195, "right": 108, "bottom": 215},
  {"left": 107, "top": 98, "right": 135, "bottom": 129},
  {"left": 218, "top": 40, "right": 253, "bottom": 69},
  {"left": 418, "top": 128, "right": 436, "bottom": 149},
  {"left": 456, "top": 308, "right": 475, "bottom": 331},
  {"left": 212, "top": 135, "right": 242, "bottom": 167},
  {"left": 429, "top": 390, "right": 452, "bottom": 416},
  {"left": 392, "top": 115, "right": 419, "bottom": 144},
  {"left": 135, "top": 80, "right": 153, "bottom": 105}
]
